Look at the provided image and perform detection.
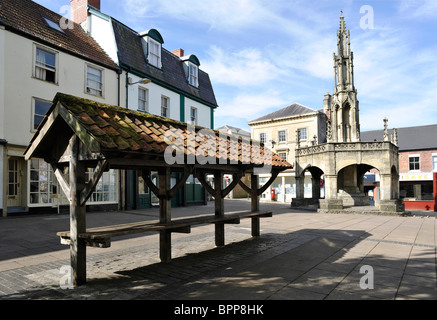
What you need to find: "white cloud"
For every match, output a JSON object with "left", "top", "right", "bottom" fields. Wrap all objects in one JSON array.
[
  {"left": 202, "top": 46, "right": 284, "bottom": 87},
  {"left": 216, "top": 91, "right": 287, "bottom": 123},
  {"left": 123, "top": 0, "right": 269, "bottom": 30}
]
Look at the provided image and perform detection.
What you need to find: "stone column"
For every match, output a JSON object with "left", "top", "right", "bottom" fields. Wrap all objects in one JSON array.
[{"left": 319, "top": 174, "right": 343, "bottom": 210}]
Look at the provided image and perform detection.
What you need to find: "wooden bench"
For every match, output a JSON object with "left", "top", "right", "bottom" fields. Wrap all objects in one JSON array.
[{"left": 57, "top": 211, "right": 272, "bottom": 250}]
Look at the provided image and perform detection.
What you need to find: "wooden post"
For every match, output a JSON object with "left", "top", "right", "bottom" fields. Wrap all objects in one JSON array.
[
  {"left": 158, "top": 167, "right": 172, "bottom": 262},
  {"left": 214, "top": 171, "right": 225, "bottom": 247},
  {"left": 69, "top": 135, "right": 87, "bottom": 286},
  {"left": 251, "top": 174, "right": 260, "bottom": 237}
]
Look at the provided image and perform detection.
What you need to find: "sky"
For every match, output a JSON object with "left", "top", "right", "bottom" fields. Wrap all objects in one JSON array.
[{"left": 33, "top": 0, "right": 437, "bottom": 133}]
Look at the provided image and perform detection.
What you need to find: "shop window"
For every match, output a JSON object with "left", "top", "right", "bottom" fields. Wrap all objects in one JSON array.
[
  {"left": 86, "top": 169, "right": 117, "bottom": 203},
  {"left": 29, "top": 159, "right": 57, "bottom": 205}
]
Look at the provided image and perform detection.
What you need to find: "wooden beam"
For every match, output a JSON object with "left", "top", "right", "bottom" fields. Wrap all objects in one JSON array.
[
  {"left": 80, "top": 160, "right": 109, "bottom": 206},
  {"left": 221, "top": 171, "right": 243, "bottom": 198},
  {"left": 141, "top": 170, "right": 160, "bottom": 198},
  {"left": 51, "top": 163, "right": 71, "bottom": 203},
  {"left": 195, "top": 171, "right": 215, "bottom": 196},
  {"left": 69, "top": 135, "right": 87, "bottom": 286},
  {"left": 251, "top": 174, "right": 260, "bottom": 237},
  {"left": 168, "top": 165, "right": 193, "bottom": 198},
  {"left": 214, "top": 171, "right": 225, "bottom": 247},
  {"left": 158, "top": 167, "right": 172, "bottom": 262},
  {"left": 257, "top": 170, "right": 280, "bottom": 196}
]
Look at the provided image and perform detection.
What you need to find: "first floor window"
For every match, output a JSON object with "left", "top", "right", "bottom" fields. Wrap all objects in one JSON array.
[
  {"left": 161, "top": 96, "right": 169, "bottom": 117},
  {"left": 298, "top": 128, "right": 307, "bottom": 141},
  {"left": 409, "top": 156, "right": 420, "bottom": 171},
  {"left": 278, "top": 130, "right": 286, "bottom": 143},
  {"left": 86, "top": 65, "right": 103, "bottom": 97},
  {"left": 433, "top": 155, "right": 437, "bottom": 172},
  {"left": 260, "top": 133, "right": 266, "bottom": 144},
  {"left": 278, "top": 152, "right": 287, "bottom": 160},
  {"left": 33, "top": 99, "right": 52, "bottom": 130},
  {"left": 35, "top": 47, "right": 56, "bottom": 83},
  {"left": 138, "top": 87, "right": 148, "bottom": 112},
  {"left": 190, "top": 107, "right": 197, "bottom": 125}
]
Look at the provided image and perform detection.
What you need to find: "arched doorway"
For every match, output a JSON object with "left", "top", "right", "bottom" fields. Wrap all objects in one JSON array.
[{"left": 337, "top": 163, "right": 379, "bottom": 207}]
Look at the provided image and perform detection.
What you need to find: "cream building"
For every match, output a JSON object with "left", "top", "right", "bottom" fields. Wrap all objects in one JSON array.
[
  {"left": 0, "top": 0, "right": 121, "bottom": 215},
  {"left": 248, "top": 103, "right": 326, "bottom": 203}
]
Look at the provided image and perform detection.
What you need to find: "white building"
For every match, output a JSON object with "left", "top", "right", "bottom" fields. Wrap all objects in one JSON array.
[
  {"left": 69, "top": 0, "right": 219, "bottom": 209},
  {"left": 0, "top": 0, "right": 120, "bottom": 215}
]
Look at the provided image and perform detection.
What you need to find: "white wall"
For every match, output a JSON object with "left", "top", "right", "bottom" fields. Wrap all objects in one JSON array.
[
  {"left": 185, "top": 97, "right": 211, "bottom": 128},
  {"left": 0, "top": 27, "right": 5, "bottom": 139},
  {"left": 2, "top": 31, "right": 119, "bottom": 147},
  {"left": 89, "top": 13, "right": 119, "bottom": 65}
]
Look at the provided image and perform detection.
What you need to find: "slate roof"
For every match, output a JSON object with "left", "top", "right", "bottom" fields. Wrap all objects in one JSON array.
[
  {"left": 249, "top": 103, "right": 317, "bottom": 124},
  {"left": 25, "top": 94, "right": 291, "bottom": 170},
  {"left": 0, "top": 0, "right": 118, "bottom": 70},
  {"left": 361, "top": 124, "right": 437, "bottom": 151},
  {"left": 111, "top": 19, "right": 218, "bottom": 108}
]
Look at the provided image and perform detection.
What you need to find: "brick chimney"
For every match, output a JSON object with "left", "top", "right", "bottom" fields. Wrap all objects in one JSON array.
[
  {"left": 70, "top": 0, "right": 101, "bottom": 25},
  {"left": 172, "top": 49, "right": 184, "bottom": 58}
]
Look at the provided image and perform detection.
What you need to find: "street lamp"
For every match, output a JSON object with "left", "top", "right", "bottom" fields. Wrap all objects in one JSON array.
[{"left": 128, "top": 77, "right": 152, "bottom": 85}]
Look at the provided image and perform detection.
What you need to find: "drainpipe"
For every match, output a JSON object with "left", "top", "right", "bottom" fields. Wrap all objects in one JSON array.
[
  {"left": 1, "top": 139, "right": 8, "bottom": 217},
  {"left": 117, "top": 68, "right": 122, "bottom": 107}
]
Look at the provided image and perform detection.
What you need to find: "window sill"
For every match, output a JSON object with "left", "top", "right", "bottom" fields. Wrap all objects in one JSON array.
[{"left": 31, "top": 76, "right": 58, "bottom": 86}]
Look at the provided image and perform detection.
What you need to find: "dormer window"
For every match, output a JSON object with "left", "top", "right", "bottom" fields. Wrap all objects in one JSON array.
[
  {"left": 148, "top": 38, "right": 161, "bottom": 68},
  {"left": 182, "top": 54, "right": 200, "bottom": 88},
  {"left": 188, "top": 63, "right": 199, "bottom": 87},
  {"left": 140, "top": 29, "right": 164, "bottom": 69}
]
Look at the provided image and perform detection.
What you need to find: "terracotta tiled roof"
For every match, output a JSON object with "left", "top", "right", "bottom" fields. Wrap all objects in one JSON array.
[
  {"left": 26, "top": 93, "right": 292, "bottom": 170},
  {"left": 0, "top": 0, "right": 118, "bottom": 70}
]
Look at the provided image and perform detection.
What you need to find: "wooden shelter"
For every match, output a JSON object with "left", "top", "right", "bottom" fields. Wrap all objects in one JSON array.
[{"left": 24, "top": 93, "right": 293, "bottom": 286}]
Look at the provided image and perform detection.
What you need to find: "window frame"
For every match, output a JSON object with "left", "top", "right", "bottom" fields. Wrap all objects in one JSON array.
[
  {"left": 190, "top": 107, "right": 198, "bottom": 125},
  {"left": 408, "top": 154, "right": 420, "bottom": 172},
  {"left": 32, "top": 97, "right": 52, "bottom": 132},
  {"left": 85, "top": 64, "right": 104, "bottom": 97},
  {"left": 138, "top": 87, "right": 148, "bottom": 112},
  {"left": 161, "top": 96, "right": 170, "bottom": 118},
  {"left": 33, "top": 44, "right": 58, "bottom": 84},
  {"left": 259, "top": 133, "right": 266, "bottom": 144},
  {"left": 298, "top": 128, "right": 308, "bottom": 141},
  {"left": 433, "top": 154, "right": 437, "bottom": 172},
  {"left": 147, "top": 38, "right": 162, "bottom": 69},
  {"left": 188, "top": 62, "right": 199, "bottom": 87},
  {"left": 278, "top": 130, "right": 287, "bottom": 143},
  {"left": 278, "top": 152, "right": 287, "bottom": 160}
]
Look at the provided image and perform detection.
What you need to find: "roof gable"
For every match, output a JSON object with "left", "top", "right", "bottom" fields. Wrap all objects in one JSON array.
[{"left": 249, "top": 103, "right": 317, "bottom": 124}]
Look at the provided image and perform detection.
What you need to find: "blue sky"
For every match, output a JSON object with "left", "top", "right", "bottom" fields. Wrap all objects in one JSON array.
[{"left": 33, "top": 0, "right": 437, "bottom": 133}]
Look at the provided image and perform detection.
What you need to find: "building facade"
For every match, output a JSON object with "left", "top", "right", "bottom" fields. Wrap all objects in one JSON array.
[
  {"left": 248, "top": 104, "right": 326, "bottom": 202},
  {"left": 0, "top": 0, "right": 120, "bottom": 216},
  {"left": 362, "top": 124, "right": 437, "bottom": 211},
  {"left": 69, "top": 0, "right": 219, "bottom": 210}
]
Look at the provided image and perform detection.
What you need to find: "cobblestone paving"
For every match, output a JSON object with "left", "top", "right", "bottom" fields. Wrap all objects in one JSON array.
[{"left": 0, "top": 201, "right": 436, "bottom": 300}]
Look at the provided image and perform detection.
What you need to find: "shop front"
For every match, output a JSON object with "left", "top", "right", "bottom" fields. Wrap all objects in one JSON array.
[{"left": 400, "top": 172, "right": 437, "bottom": 211}]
